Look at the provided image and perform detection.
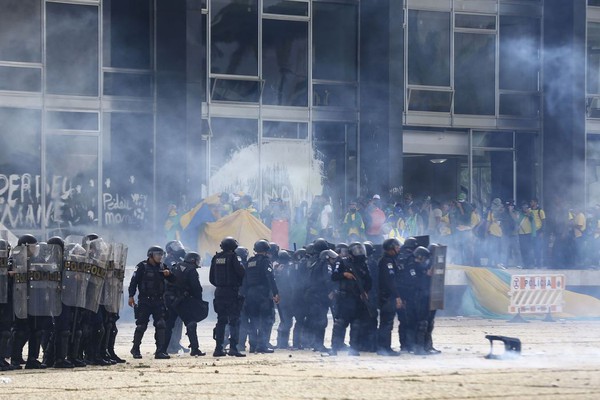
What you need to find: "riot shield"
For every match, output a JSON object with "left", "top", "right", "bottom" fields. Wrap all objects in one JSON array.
[
  {"left": 12, "top": 245, "right": 29, "bottom": 319},
  {"left": 84, "top": 238, "right": 110, "bottom": 312},
  {"left": 101, "top": 243, "right": 128, "bottom": 314},
  {"left": 429, "top": 244, "right": 447, "bottom": 310},
  {"left": 28, "top": 243, "right": 63, "bottom": 317},
  {"left": 0, "top": 240, "right": 8, "bottom": 304},
  {"left": 61, "top": 243, "right": 88, "bottom": 309}
]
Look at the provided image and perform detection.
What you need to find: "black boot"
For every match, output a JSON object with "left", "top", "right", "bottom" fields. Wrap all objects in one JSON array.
[
  {"left": 25, "top": 331, "right": 47, "bottom": 369},
  {"left": 10, "top": 330, "right": 27, "bottom": 368},
  {"left": 69, "top": 330, "right": 86, "bottom": 367},
  {"left": 54, "top": 331, "right": 74, "bottom": 368},
  {"left": 107, "top": 326, "right": 125, "bottom": 363}
]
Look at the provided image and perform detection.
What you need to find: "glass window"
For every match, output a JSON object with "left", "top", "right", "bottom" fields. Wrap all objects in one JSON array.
[
  {"left": 455, "top": 14, "right": 496, "bottom": 30},
  {"left": 499, "top": 93, "right": 540, "bottom": 118},
  {"left": 47, "top": 111, "right": 99, "bottom": 131},
  {"left": 262, "top": 19, "right": 308, "bottom": 106},
  {"left": 103, "top": 113, "right": 153, "bottom": 228},
  {"left": 46, "top": 135, "right": 99, "bottom": 227},
  {"left": 0, "top": 108, "right": 41, "bottom": 229},
  {"left": 210, "top": 0, "right": 258, "bottom": 76},
  {"left": 263, "top": 0, "right": 308, "bottom": 16},
  {"left": 0, "top": 0, "right": 41, "bottom": 63},
  {"left": 263, "top": 121, "right": 308, "bottom": 139},
  {"left": 588, "top": 22, "right": 600, "bottom": 95},
  {"left": 590, "top": 0, "right": 600, "bottom": 6},
  {"left": 105, "top": 0, "right": 152, "bottom": 69},
  {"left": 209, "top": 118, "right": 259, "bottom": 195},
  {"left": 313, "top": 83, "right": 357, "bottom": 108},
  {"left": 408, "top": 10, "right": 450, "bottom": 86},
  {"left": 408, "top": 89, "right": 452, "bottom": 112},
  {"left": 454, "top": 33, "right": 495, "bottom": 115},
  {"left": 500, "top": 16, "right": 540, "bottom": 92},
  {"left": 104, "top": 72, "right": 153, "bottom": 97},
  {"left": 46, "top": 3, "right": 99, "bottom": 96},
  {"left": 313, "top": 2, "right": 357, "bottom": 82},
  {"left": 210, "top": 78, "right": 261, "bottom": 102},
  {"left": 0, "top": 66, "right": 41, "bottom": 92}
]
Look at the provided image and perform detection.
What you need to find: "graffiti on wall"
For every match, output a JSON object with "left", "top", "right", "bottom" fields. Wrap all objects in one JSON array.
[{"left": 0, "top": 173, "right": 150, "bottom": 230}]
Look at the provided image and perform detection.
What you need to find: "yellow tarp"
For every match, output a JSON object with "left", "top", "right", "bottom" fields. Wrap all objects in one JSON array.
[
  {"left": 179, "top": 194, "right": 221, "bottom": 230},
  {"left": 199, "top": 209, "right": 271, "bottom": 256},
  {"left": 454, "top": 265, "right": 600, "bottom": 318}
]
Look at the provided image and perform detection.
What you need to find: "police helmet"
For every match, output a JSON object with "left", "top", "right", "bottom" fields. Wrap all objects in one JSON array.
[
  {"left": 278, "top": 250, "right": 292, "bottom": 263},
  {"left": 184, "top": 251, "right": 201, "bottom": 267},
  {"left": 319, "top": 249, "right": 338, "bottom": 261},
  {"left": 348, "top": 242, "right": 367, "bottom": 257},
  {"left": 235, "top": 246, "right": 249, "bottom": 261},
  {"left": 220, "top": 237, "right": 238, "bottom": 252},
  {"left": 294, "top": 248, "right": 306, "bottom": 260},
  {"left": 253, "top": 239, "right": 270, "bottom": 253},
  {"left": 304, "top": 243, "right": 315, "bottom": 256},
  {"left": 147, "top": 245, "right": 165, "bottom": 258},
  {"left": 335, "top": 243, "right": 349, "bottom": 257},
  {"left": 269, "top": 242, "right": 280, "bottom": 257},
  {"left": 82, "top": 233, "right": 100, "bottom": 247},
  {"left": 165, "top": 240, "right": 184, "bottom": 254},
  {"left": 382, "top": 238, "right": 401, "bottom": 252},
  {"left": 363, "top": 241, "right": 374, "bottom": 256},
  {"left": 313, "top": 238, "right": 329, "bottom": 253},
  {"left": 17, "top": 234, "right": 38, "bottom": 247},
  {"left": 402, "top": 237, "right": 418, "bottom": 251},
  {"left": 47, "top": 236, "right": 65, "bottom": 251},
  {"left": 413, "top": 246, "right": 431, "bottom": 259}
]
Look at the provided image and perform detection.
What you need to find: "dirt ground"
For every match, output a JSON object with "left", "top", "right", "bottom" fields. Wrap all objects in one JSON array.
[{"left": 1, "top": 317, "right": 599, "bottom": 400}]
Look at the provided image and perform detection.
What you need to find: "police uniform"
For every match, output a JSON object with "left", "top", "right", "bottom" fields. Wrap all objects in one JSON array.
[
  {"left": 395, "top": 247, "right": 418, "bottom": 352},
  {"left": 330, "top": 257, "right": 372, "bottom": 355},
  {"left": 209, "top": 250, "right": 245, "bottom": 356},
  {"left": 243, "top": 254, "right": 278, "bottom": 353},
  {"left": 377, "top": 253, "right": 400, "bottom": 354},
  {"left": 304, "top": 256, "right": 333, "bottom": 352},
  {"left": 128, "top": 259, "right": 173, "bottom": 358},
  {"left": 163, "top": 259, "right": 205, "bottom": 356}
]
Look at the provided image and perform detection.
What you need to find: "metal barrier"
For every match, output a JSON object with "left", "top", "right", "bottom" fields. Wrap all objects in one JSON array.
[{"left": 508, "top": 274, "right": 565, "bottom": 321}]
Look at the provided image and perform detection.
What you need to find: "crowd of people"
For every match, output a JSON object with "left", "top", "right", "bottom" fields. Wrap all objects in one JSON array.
[
  {"left": 171, "top": 191, "right": 600, "bottom": 269},
  {"left": 129, "top": 235, "right": 441, "bottom": 359}
]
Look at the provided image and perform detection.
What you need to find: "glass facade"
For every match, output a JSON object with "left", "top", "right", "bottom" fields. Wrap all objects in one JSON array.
[{"left": 5, "top": 0, "right": 597, "bottom": 240}]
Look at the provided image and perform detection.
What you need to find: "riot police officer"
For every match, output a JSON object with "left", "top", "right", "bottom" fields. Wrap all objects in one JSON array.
[
  {"left": 274, "top": 250, "right": 295, "bottom": 349},
  {"left": 209, "top": 237, "right": 246, "bottom": 357},
  {"left": 396, "top": 237, "right": 419, "bottom": 353},
  {"left": 290, "top": 248, "right": 309, "bottom": 349},
  {"left": 163, "top": 240, "right": 188, "bottom": 354},
  {"left": 376, "top": 238, "right": 402, "bottom": 356},
  {"left": 234, "top": 246, "right": 250, "bottom": 351},
  {"left": 413, "top": 246, "right": 436, "bottom": 355},
  {"left": 162, "top": 252, "right": 206, "bottom": 357},
  {"left": 330, "top": 243, "right": 372, "bottom": 356},
  {"left": 244, "top": 240, "right": 280, "bottom": 353},
  {"left": 128, "top": 245, "right": 173, "bottom": 359},
  {"left": 304, "top": 247, "right": 335, "bottom": 352}
]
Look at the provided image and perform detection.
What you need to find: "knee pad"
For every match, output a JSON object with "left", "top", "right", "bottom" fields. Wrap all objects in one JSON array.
[
  {"left": 135, "top": 323, "right": 148, "bottom": 333},
  {"left": 154, "top": 319, "right": 166, "bottom": 330},
  {"left": 418, "top": 321, "right": 428, "bottom": 332}
]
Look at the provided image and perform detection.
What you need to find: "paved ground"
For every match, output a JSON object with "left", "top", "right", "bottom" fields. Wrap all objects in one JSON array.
[{"left": 1, "top": 317, "right": 599, "bottom": 399}]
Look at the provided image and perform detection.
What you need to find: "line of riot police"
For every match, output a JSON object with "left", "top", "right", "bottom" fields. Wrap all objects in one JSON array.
[
  {"left": 210, "top": 235, "right": 446, "bottom": 357},
  {"left": 0, "top": 233, "right": 128, "bottom": 371}
]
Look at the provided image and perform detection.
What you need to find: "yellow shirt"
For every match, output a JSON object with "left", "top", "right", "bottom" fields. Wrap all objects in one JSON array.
[
  {"left": 439, "top": 214, "right": 452, "bottom": 236},
  {"left": 487, "top": 211, "right": 503, "bottom": 237},
  {"left": 569, "top": 212, "right": 586, "bottom": 238},
  {"left": 531, "top": 208, "right": 545, "bottom": 230}
]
